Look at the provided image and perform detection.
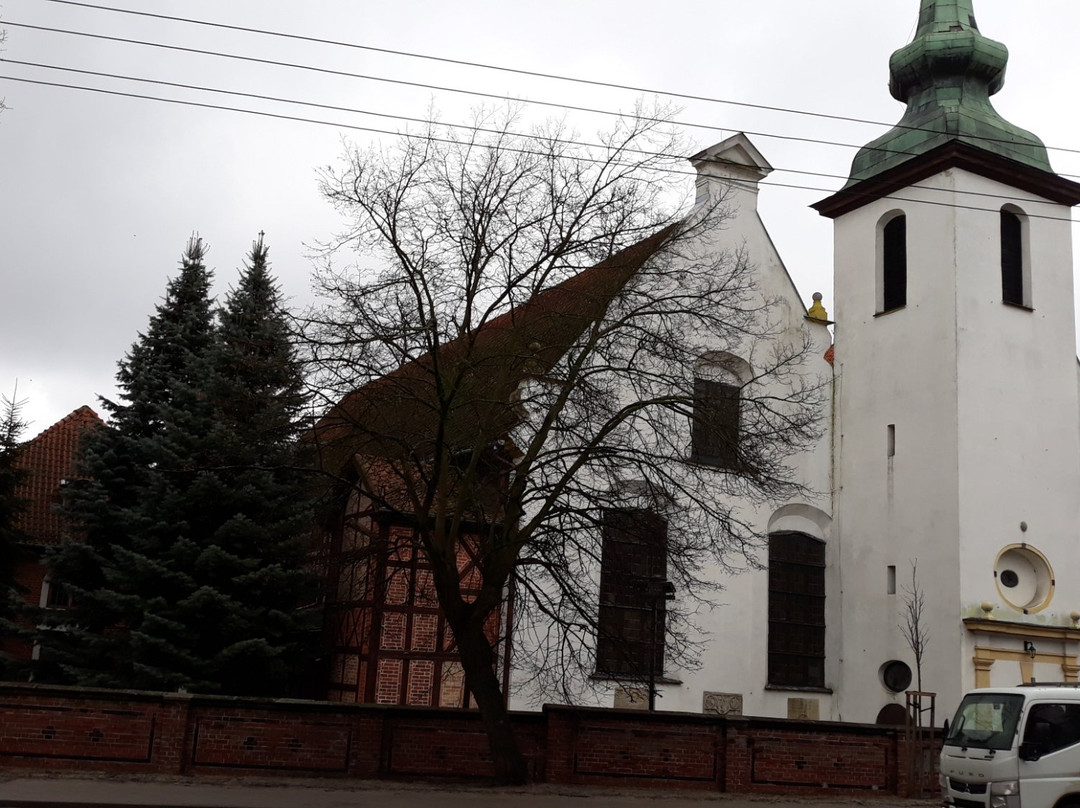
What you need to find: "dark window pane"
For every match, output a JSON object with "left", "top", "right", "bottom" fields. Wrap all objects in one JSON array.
[
  {"left": 882, "top": 216, "right": 907, "bottom": 312},
  {"left": 767, "top": 531, "right": 826, "bottom": 688},
  {"left": 45, "top": 580, "right": 73, "bottom": 609},
  {"left": 692, "top": 378, "right": 740, "bottom": 468},
  {"left": 1001, "top": 210, "right": 1024, "bottom": 306},
  {"left": 1023, "top": 703, "right": 1080, "bottom": 754},
  {"left": 596, "top": 509, "right": 668, "bottom": 679}
]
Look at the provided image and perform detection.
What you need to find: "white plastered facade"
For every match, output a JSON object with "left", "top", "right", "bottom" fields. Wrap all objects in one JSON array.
[
  {"left": 508, "top": 134, "right": 838, "bottom": 719},
  {"left": 829, "top": 168, "right": 1080, "bottom": 722},
  {"left": 510, "top": 120, "right": 1080, "bottom": 726}
]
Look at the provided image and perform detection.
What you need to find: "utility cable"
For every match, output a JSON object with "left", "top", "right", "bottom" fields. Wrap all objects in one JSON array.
[
  {"left": 3, "top": 73, "right": 1076, "bottom": 225},
  {"left": 5, "top": 57, "right": 1071, "bottom": 208},
  {"left": 39, "top": 0, "right": 1080, "bottom": 158},
  {"left": 0, "top": 20, "right": 876, "bottom": 156},
  {"left": 8, "top": 18, "right": 1080, "bottom": 163}
]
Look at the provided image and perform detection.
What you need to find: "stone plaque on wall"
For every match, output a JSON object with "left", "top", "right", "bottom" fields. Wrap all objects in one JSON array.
[
  {"left": 613, "top": 686, "right": 649, "bottom": 710},
  {"left": 787, "top": 697, "right": 820, "bottom": 720},
  {"left": 702, "top": 691, "right": 743, "bottom": 716}
]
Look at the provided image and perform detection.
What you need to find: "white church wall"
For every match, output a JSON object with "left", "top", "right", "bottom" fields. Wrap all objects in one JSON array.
[
  {"left": 644, "top": 138, "right": 833, "bottom": 718},
  {"left": 830, "top": 165, "right": 1080, "bottom": 723},
  {"left": 680, "top": 146, "right": 835, "bottom": 718},
  {"left": 507, "top": 135, "right": 835, "bottom": 718},
  {"left": 951, "top": 172, "right": 1080, "bottom": 631},
  {"left": 830, "top": 174, "right": 965, "bottom": 723},
  {"left": 951, "top": 171, "right": 1080, "bottom": 700}
]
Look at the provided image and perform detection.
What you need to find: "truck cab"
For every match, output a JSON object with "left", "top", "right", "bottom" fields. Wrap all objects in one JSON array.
[{"left": 942, "top": 686, "right": 1080, "bottom": 808}]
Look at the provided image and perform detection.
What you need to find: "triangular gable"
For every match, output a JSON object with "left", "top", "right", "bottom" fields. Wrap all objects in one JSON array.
[{"left": 13, "top": 405, "right": 102, "bottom": 544}]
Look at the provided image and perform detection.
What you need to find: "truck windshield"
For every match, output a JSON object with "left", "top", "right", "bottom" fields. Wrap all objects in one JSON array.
[{"left": 946, "top": 693, "right": 1024, "bottom": 751}]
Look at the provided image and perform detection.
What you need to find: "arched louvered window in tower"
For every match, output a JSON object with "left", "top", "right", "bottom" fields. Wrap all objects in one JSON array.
[
  {"left": 1001, "top": 208, "right": 1030, "bottom": 308},
  {"left": 880, "top": 214, "right": 907, "bottom": 313}
]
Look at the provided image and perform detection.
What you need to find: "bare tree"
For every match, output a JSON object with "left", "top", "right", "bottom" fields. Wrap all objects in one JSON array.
[
  {"left": 300, "top": 106, "right": 824, "bottom": 784},
  {"left": 900, "top": 559, "right": 930, "bottom": 695}
]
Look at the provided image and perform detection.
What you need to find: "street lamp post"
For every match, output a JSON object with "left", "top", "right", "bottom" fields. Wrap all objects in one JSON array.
[{"left": 648, "top": 580, "right": 676, "bottom": 711}]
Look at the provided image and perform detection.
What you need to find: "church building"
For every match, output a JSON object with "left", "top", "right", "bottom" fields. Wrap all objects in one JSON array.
[{"left": 297, "top": 0, "right": 1080, "bottom": 724}]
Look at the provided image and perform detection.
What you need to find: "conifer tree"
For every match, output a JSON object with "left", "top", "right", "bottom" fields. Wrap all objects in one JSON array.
[
  {"left": 0, "top": 391, "right": 29, "bottom": 676},
  {"left": 0, "top": 392, "right": 28, "bottom": 591},
  {"left": 201, "top": 233, "right": 318, "bottom": 695},
  {"left": 39, "top": 236, "right": 316, "bottom": 695},
  {"left": 40, "top": 237, "right": 219, "bottom": 689}
]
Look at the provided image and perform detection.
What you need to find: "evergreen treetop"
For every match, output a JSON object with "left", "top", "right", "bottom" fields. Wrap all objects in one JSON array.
[
  {"left": 0, "top": 393, "right": 29, "bottom": 582},
  {"left": 0, "top": 391, "right": 30, "bottom": 679},
  {"left": 40, "top": 236, "right": 317, "bottom": 696}
]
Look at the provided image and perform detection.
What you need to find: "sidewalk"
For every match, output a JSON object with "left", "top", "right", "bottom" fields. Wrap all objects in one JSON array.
[{"left": 0, "top": 774, "right": 942, "bottom": 808}]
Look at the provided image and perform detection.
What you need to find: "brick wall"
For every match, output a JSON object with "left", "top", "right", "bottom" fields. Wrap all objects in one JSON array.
[
  {"left": 0, "top": 683, "right": 937, "bottom": 796},
  {"left": 2, "top": 558, "right": 46, "bottom": 661},
  {"left": 543, "top": 707, "right": 724, "bottom": 790}
]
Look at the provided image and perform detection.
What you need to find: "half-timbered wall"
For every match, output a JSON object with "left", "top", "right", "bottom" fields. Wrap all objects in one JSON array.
[{"left": 324, "top": 494, "right": 509, "bottom": 707}]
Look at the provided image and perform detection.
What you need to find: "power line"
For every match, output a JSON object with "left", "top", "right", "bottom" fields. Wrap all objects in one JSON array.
[
  {"left": 0, "top": 20, "right": 870, "bottom": 157},
  {"left": 5, "top": 58, "right": 1069, "bottom": 208},
  {"left": 0, "top": 59, "right": 891, "bottom": 181},
  {"left": 10, "top": 15, "right": 1080, "bottom": 170},
  {"left": 8, "top": 17, "right": 1080, "bottom": 199},
  {"left": 37, "top": 0, "right": 901, "bottom": 131},
  {"left": 3, "top": 73, "right": 1076, "bottom": 225},
  {"left": 34, "top": 0, "right": 1080, "bottom": 159}
]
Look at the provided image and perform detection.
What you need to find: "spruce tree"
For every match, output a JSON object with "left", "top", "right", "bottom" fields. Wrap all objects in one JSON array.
[
  {"left": 200, "top": 233, "right": 317, "bottom": 695},
  {"left": 41, "top": 237, "right": 219, "bottom": 689},
  {"left": 0, "top": 392, "right": 29, "bottom": 677},
  {"left": 40, "top": 236, "right": 316, "bottom": 695},
  {"left": 0, "top": 393, "right": 28, "bottom": 591}
]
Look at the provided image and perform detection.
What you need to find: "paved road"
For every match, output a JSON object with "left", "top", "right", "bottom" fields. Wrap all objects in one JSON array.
[{"left": 0, "top": 776, "right": 940, "bottom": 808}]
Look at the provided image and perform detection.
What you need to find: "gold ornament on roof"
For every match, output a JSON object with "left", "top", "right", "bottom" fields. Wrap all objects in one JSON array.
[{"left": 807, "top": 292, "right": 829, "bottom": 321}]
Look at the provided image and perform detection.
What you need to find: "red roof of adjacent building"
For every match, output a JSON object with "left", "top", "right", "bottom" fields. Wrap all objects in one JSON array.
[{"left": 13, "top": 405, "right": 103, "bottom": 544}]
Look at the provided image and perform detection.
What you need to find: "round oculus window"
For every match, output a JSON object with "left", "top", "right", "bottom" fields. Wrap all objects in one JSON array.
[
  {"left": 881, "top": 660, "right": 913, "bottom": 694},
  {"left": 995, "top": 544, "right": 1054, "bottom": 614}
]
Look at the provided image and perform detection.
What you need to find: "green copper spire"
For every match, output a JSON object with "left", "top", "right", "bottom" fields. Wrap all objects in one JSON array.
[{"left": 845, "top": 0, "right": 1051, "bottom": 186}]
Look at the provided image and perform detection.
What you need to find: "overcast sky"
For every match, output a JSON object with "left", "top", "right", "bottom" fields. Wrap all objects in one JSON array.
[{"left": 4, "top": 0, "right": 1080, "bottom": 437}]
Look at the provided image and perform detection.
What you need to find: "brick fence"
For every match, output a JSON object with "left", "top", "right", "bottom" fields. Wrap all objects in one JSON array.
[{"left": 0, "top": 683, "right": 937, "bottom": 796}]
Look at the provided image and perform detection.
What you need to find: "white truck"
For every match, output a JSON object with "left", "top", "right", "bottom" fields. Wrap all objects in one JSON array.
[{"left": 941, "top": 685, "right": 1080, "bottom": 808}]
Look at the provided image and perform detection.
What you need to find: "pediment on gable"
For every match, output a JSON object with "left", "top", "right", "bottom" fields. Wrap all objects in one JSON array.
[{"left": 691, "top": 133, "right": 773, "bottom": 180}]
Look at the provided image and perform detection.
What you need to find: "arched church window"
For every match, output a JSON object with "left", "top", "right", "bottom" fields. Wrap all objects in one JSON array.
[
  {"left": 691, "top": 355, "right": 748, "bottom": 469},
  {"left": 880, "top": 214, "right": 907, "bottom": 313},
  {"left": 596, "top": 508, "right": 669, "bottom": 679},
  {"left": 1001, "top": 208, "right": 1030, "bottom": 308},
  {"left": 767, "top": 531, "right": 825, "bottom": 688}
]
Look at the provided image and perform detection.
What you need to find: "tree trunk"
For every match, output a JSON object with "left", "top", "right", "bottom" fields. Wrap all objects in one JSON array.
[{"left": 454, "top": 614, "right": 528, "bottom": 785}]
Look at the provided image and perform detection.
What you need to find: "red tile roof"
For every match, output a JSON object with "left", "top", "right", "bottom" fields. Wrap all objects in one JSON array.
[
  {"left": 13, "top": 405, "right": 103, "bottom": 545},
  {"left": 312, "top": 224, "right": 680, "bottom": 473},
  {"left": 824, "top": 345, "right": 835, "bottom": 366}
]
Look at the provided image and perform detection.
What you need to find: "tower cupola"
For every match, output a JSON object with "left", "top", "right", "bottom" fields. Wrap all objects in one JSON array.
[{"left": 846, "top": 0, "right": 1051, "bottom": 185}]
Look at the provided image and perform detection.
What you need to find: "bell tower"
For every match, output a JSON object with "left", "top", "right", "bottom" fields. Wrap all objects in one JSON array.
[{"left": 814, "top": 0, "right": 1080, "bottom": 720}]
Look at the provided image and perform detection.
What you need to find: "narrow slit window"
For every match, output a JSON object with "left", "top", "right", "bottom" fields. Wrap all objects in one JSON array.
[
  {"left": 887, "top": 424, "right": 896, "bottom": 458},
  {"left": 1001, "top": 210, "right": 1026, "bottom": 306},
  {"left": 887, "top": 565, "right": 897, "bottom": 595},
  {"left": 882, "top": 216, "right": 907, "bottom": 312}
]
